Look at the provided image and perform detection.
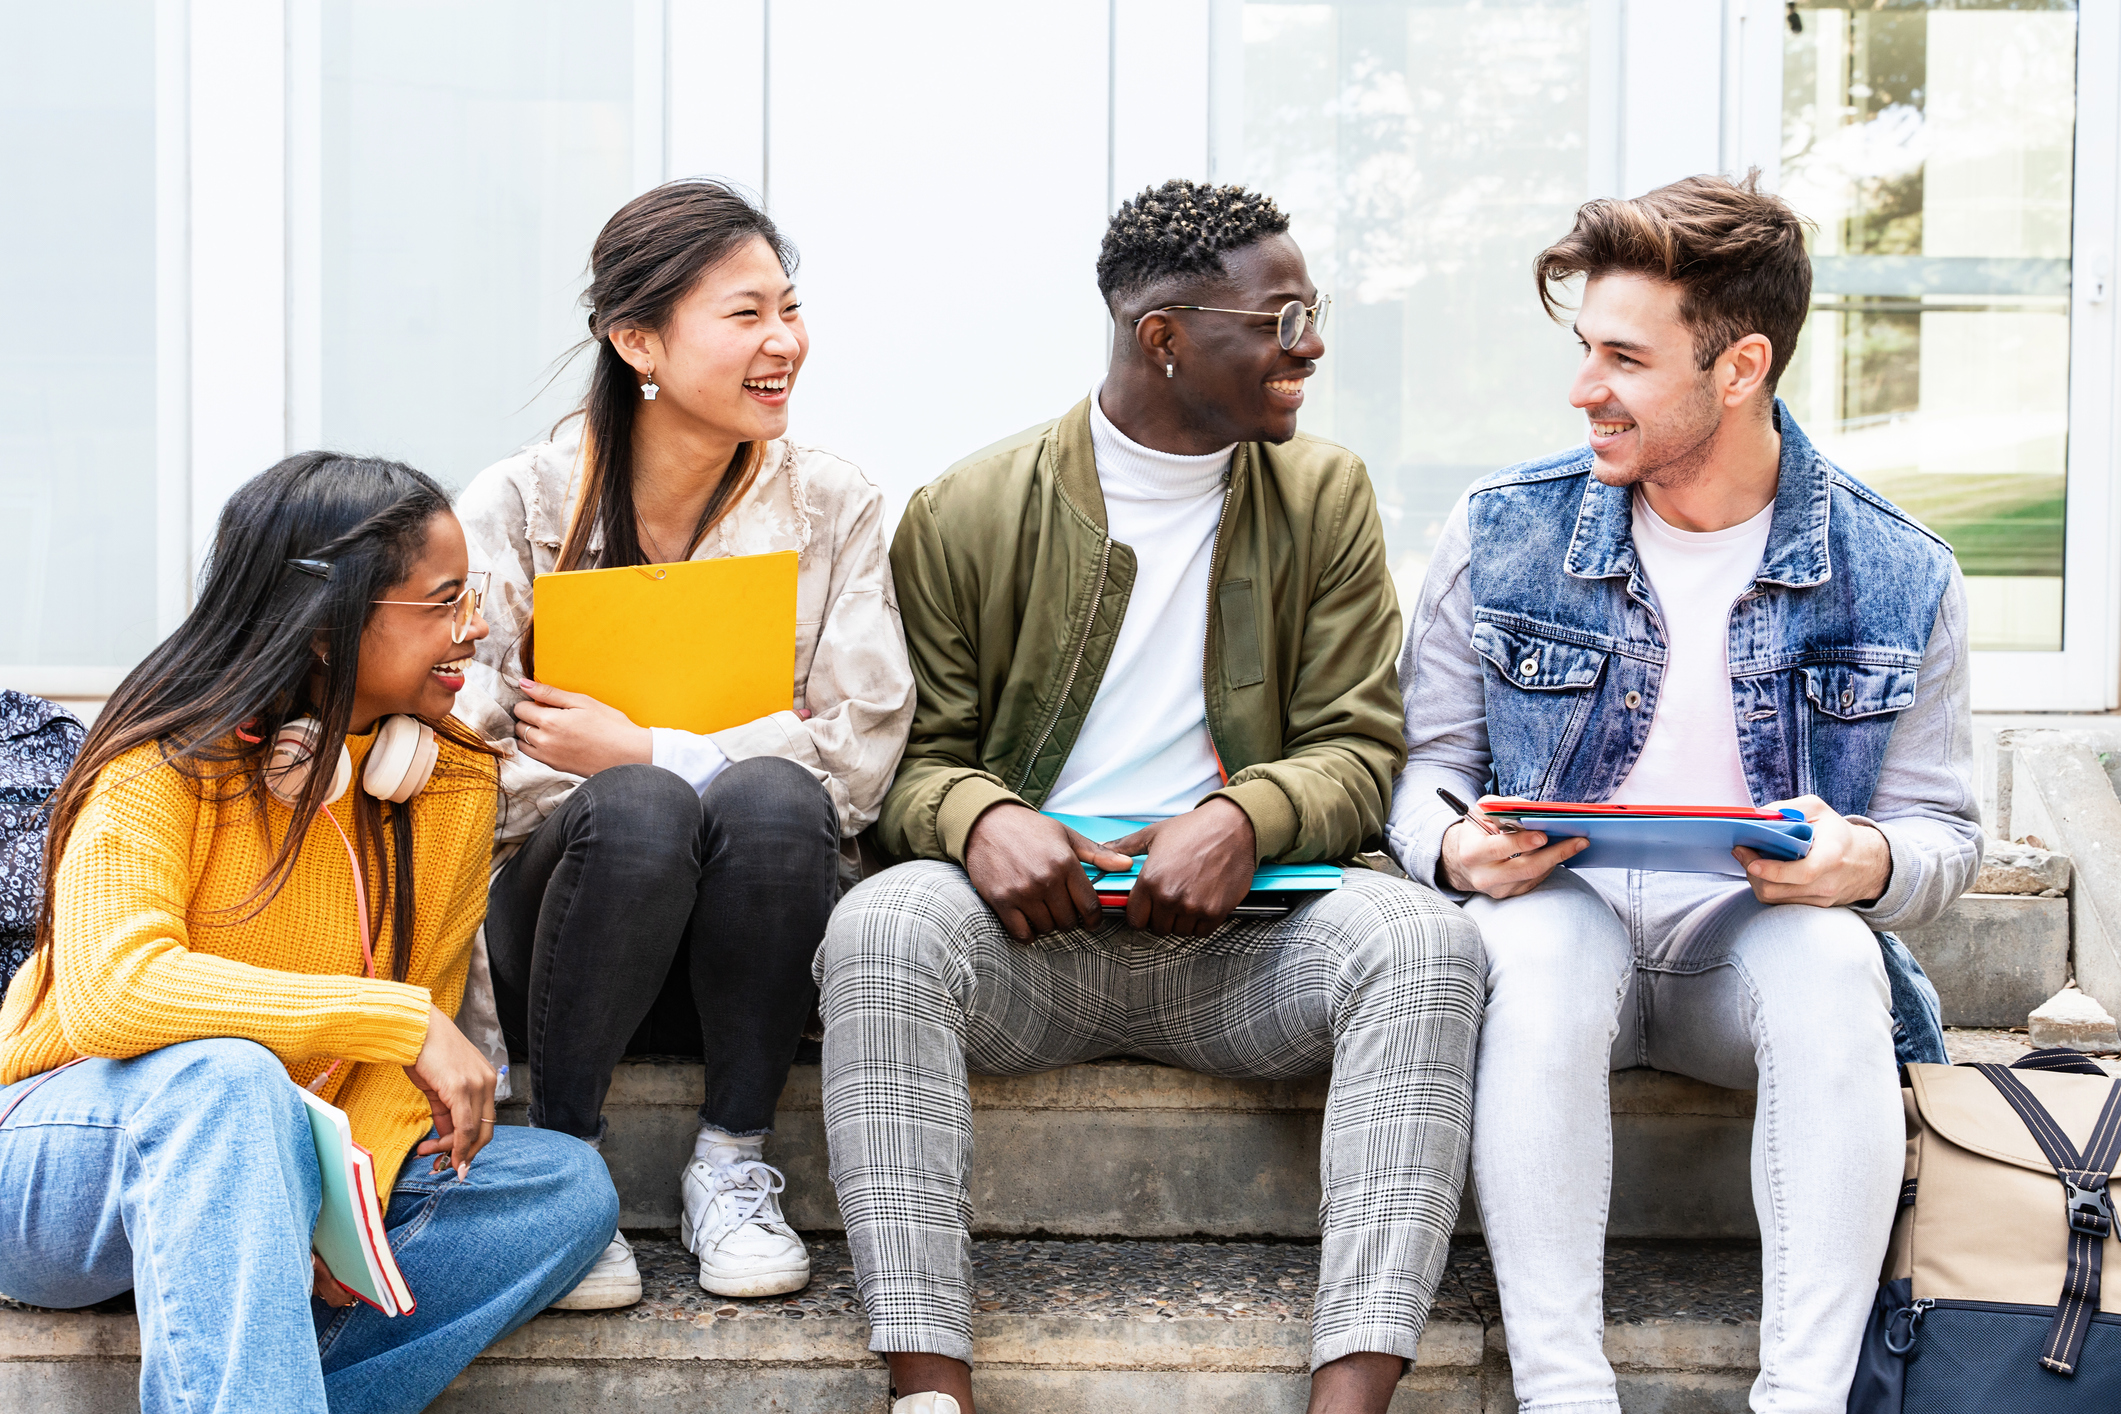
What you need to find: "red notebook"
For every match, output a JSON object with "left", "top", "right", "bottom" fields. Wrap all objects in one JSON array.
[{"left": 1482, "top": 799, "right": 1805, "bottom": 821}]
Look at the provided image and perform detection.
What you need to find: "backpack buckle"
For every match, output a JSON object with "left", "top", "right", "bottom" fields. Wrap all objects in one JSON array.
[{"left": 2064, "top": 1178, "right": 2115, "bottom": 1238}]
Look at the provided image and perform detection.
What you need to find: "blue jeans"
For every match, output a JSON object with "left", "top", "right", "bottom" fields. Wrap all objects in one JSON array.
[{"left": 0, "top": 1038, "right": 617, "bottom": 1414}]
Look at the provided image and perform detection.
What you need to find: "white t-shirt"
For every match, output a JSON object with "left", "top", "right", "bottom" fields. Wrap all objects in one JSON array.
[
  {"left": 1041, "top": 389, "right": 1233, "bottom": 821},
  {"left": 1607, "top": 491, "right": 1774, "bottom": 808}
]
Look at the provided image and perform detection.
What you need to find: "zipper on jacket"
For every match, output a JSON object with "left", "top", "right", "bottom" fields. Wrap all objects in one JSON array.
[
  {"left": 1015, "top": 535, "right": 1113, "bottom": 794},
  {"left": 1200, "top": 470, "right": 1238, "bottom": 777}
]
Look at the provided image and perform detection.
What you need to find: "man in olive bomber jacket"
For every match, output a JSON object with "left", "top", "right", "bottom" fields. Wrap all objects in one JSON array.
[{"left": 813, "top": 180, "right": 1484, "bottom": 1414}]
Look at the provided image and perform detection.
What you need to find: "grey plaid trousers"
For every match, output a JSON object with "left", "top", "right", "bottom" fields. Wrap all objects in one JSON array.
[{"left": 813, "top": 859, "right": 1484, "bottom": 1369}]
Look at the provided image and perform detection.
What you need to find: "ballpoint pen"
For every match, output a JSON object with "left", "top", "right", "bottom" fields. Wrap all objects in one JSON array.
[{"left": 1435, "top": 787, "right": 1521, "bottom": 836}]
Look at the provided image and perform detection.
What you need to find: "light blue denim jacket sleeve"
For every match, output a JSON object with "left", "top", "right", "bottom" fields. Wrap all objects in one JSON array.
[{"left": 1388, "top": 493, "right": 1982, "bottom": 933}]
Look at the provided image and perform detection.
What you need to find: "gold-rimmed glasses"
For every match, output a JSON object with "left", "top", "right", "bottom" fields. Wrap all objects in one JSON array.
[
  {"left": 371, "top": 570, "right": 490, "bottom": 644},
  {"left": 1132, "top": 294, "right": 1331, "bottom": 351}
]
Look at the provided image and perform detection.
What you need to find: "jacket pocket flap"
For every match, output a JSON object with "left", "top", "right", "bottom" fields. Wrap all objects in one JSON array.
[
  {"left": 1907, "top": 1063, "right": 2121, "bottom": 1179},
  {"left": 1473, "top": 621, "right": 1608, "bottom": 691},
  {"left": 1804, "top": 663, "right": 1916, "bottom": 720}
]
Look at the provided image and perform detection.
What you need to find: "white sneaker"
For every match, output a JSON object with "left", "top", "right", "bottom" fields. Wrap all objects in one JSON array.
[
  {"left": 892, "top": 1395, "right": 962, "bottom": 1414},
  {"left": 680, "top": 1154, "right": 811, "bottom": 1297},
  {"left": 548, "top": 1230, "right": 642, "bottom": 1310}
]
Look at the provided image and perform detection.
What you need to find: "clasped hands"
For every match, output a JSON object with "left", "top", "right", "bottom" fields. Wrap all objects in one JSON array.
[
  {"left": 1439, "top": 792, "right": 1891, "bottom": 908},
  {"left": 964, "top": 797, "right": 1257, "bottom": 941}
]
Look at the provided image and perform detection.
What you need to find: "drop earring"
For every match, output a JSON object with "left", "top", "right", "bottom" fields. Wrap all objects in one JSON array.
[
  {"left": 640, "top": 367, "right": 660, "bottom": 401},
  {"left": 1165, "top": 362, "right": 1175, "bottom": 379}
]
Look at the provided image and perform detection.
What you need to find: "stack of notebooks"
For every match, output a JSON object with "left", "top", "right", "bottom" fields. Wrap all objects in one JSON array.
[
  {"left": 1046, "top": 812, "right": 1343, "bottom": 916},
  {"left": 1476, "top": 799, "right": 1813, "bottom": 876},
  {"left": 300, "top": 1088, "right": 415, "bottom": 1317}
]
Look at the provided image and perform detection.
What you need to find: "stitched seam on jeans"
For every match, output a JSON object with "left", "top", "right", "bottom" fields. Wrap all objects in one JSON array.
[
  {"left": 1733, "top": 953, "right": 1786, "bottom": 1398},
  {"left": 315, "top": 1299, "right": 359, "bottom": 1356},
  {"left": 122, "top": 1125, "right": 206, "bottom": 1414}
]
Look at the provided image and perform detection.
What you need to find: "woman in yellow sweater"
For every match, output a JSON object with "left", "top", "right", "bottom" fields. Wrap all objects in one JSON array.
[{"left": 0, "top": 453, "right": 617, "bottom": 1414}]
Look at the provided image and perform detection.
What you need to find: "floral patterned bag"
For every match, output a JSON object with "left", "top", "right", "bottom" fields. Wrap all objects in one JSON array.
[{"left": 0, "top": 692, "right": 84, "bottom": 1001}]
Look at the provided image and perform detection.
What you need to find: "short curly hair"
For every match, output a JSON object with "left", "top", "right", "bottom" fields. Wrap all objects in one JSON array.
[{"left": 1096, "top": 179, "right": 1292, "bottom": 309}]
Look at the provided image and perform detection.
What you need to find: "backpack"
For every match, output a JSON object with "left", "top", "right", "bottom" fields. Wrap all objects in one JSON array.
[
  {"left": 0, "top": 692, "right": 85, "bottom": 1001},
  {"left": 1850, "top": 1049, "right": 2121, "bottom": 1412}
]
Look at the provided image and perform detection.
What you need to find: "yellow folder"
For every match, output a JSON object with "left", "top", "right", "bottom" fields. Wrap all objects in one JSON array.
[{"left": 532, "top": 550, "right": 797, "bottom": 735}]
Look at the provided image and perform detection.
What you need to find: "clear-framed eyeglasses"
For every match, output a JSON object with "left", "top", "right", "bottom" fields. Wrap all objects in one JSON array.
[
  {"left": 1132, "top": 294, "right": 1331, "bottom": 351},
  {"left": 371, "top": 571, "right": 490, "bottom": 644}
]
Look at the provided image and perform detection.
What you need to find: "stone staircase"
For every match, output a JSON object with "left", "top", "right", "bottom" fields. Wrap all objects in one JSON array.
[
  {"left": 0, "top": 852, "right": 2082, "bottom": 1411},
  {"left": 17, "top": 1034, "right": 2032, "bottom": 1413},
  {"left": 575, "top": 1056, "right": 1759, "bottom": 1241}
]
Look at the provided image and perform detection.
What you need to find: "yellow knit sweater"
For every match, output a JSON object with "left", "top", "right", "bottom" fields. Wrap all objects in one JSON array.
[{"left": 0, "top": 727, "right": 496, "bottom": 1194}]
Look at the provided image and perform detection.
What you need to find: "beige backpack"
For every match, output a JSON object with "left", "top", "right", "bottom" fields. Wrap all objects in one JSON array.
[{"left": 1850, "top": 1050, "right": 2121, "bottom": 1411}]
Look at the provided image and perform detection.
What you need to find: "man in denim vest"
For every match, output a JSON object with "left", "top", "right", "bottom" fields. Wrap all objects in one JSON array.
[{"left": 1389, "top": 174, "right": 1979, "bottom": 1412}]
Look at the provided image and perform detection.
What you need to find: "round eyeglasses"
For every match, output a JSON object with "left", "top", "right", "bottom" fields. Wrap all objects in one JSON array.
[
  {"left": 371, "top": 571, "right": 490, "bottom": 645},
  {"left": 1132, "top": 294, "right": 1331, "bottom": 351}
]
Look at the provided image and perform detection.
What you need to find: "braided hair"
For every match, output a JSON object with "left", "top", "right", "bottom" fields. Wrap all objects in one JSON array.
[{"left": 1095, "top": 179, "right": 1291, "bottom": 309}]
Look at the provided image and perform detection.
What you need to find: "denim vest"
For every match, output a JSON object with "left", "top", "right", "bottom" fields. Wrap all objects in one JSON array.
[{"left": 1464, "top": 402, "right": 1952, "bottom": 1065}]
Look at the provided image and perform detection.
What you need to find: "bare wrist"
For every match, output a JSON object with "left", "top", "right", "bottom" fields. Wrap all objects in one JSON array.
[{"left": 1436, "top": 820, "right": 1470, "bottom": 892}]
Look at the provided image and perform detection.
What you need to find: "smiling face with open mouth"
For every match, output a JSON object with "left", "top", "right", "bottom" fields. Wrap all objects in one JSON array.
[
  {"left": 353, "top": 510, "right": 489, "bottom": 729},
  {"left": 1126, "top": 232, "right": 1325, "bottom": 451},
  {"left": 1568, "top": 272, "right": 1735, "bottom": 491},
  {"left": 617, "top": 235, "right": 808, "bottom": 448}
]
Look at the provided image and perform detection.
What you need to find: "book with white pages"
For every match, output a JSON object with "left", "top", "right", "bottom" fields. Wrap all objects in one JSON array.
[{"left": 298, "top": 1086, "right": 415, "bottom": 1317}]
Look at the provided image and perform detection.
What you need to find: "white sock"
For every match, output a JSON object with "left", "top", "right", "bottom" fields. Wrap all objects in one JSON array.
[{"left": 693, "top": 1125, "right": 765, "bottom": 1168}]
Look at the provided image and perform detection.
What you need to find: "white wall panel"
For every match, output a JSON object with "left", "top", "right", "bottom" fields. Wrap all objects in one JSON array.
[
  {"left": 634, "top": 0, "right": 669, "bottom": 190},
  {"left": 1113, "top": 0, "right": 1210, "bottom": 208},
  {"left": 668, "top": 0, "right": 765, "bottom": 193},
  {"left": 1720, "top": 0, "right": 1782, "bottom": 187},
  {"left": 188, "top": 0, "right": 285, "bottom": 573},
  {"left": 156, "top": 0, "right": 191, "bottom": 635},
  {"left": 1620, "top": 0, "right": 1721, "bottom": 195},
  {"left": 767, "top": 0, "right": 1111, "bottom": 523}
]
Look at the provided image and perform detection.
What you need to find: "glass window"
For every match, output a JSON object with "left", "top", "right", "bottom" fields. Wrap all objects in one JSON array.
[
  {"left": 0, "top": 1, "right": 158, "bottom": 669},
  {"left": 1222, "top": 1, "right": 1594, "bottom": 609},
  {"left": 1780, "top": 2, "right": 2078, "bottom": 651},
  {"left": 319, "top": 0, "right": 636, "bottom": 489}
]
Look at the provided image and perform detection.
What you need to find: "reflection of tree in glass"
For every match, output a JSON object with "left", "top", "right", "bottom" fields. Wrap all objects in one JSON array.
[
  {"left": 1235, "top": 0, "right": 1593, "bottom": 582},
  {"left": 1840, "top": 302, "right": 1921, "bottom": 424},
  {"left": 1841, "top": 10, "right": 1927, "bottom": 255}
]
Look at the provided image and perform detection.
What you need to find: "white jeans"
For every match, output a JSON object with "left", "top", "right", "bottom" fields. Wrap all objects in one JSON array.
[{"left": 1464, "top": 868, "right": 1902, "bottom": 1414}]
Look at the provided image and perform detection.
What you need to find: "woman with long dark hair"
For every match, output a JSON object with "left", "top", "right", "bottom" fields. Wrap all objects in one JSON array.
[
  {"left": 455, "top": 178, "right": 914, "bottom": 1306},
  {"left": 0, "top": 454, "right": 618, "bottom": 1414}
]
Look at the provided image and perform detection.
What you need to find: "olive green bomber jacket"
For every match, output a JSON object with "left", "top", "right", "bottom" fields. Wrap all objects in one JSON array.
[{"left": 876, "top": 396, "right": 1406, "bottom": 866}]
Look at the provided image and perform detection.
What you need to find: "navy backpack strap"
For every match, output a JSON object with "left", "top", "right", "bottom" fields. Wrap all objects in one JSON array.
[
  {"left": 1976, "top": 1063, "right": 2121, "bottom": 1376},
  {"left": 2014, "top": 1048, "right": 2116, "bottom": 1078}
]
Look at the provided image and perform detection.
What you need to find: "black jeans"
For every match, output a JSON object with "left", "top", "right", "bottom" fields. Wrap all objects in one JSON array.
[{"left": 486, "top": 756, "right": 839, "bottom": 1139}]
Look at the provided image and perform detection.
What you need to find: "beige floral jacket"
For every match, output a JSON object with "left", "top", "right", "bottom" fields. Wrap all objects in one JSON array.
[{"left": 453, "top": 425, "right": 917, "bottom": 854}]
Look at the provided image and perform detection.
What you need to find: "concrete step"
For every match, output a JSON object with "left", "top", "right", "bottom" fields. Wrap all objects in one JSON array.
[
  {"left": 1, "top": 1238, "right": 1765, "bottom": 1412},
  {"left": 1900, "top": 892, "right": 2069, "bottom": 1028},
  {"left": 513, "top": 1058, "right": 1762, "bottom": 1241}
]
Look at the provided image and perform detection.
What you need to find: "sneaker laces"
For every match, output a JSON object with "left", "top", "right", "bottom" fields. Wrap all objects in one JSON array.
[{"left": 700, "top": 1158, "right": 788, "bottom": 1233}]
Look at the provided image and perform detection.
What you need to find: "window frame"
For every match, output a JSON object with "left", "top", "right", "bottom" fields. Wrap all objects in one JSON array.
[{"left": 1732, "top": 1, "right": 2121, "bottom": 712}]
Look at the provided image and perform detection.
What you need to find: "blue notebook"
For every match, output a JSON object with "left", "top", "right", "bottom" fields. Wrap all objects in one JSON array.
[
  {"left": 1490, "top": 811, "right": 1813, "bottom": 876},
  {"left": 1044, "top": 812, "right": 1344, "bottom": 894}
]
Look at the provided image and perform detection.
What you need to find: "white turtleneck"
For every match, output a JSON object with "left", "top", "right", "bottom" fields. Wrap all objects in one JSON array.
[{"left": 1042, "top": 386, "right": 1235, "bottom": 821}]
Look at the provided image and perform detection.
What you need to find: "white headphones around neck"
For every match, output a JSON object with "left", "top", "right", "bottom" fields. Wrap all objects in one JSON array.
[{"left": 263, "top": 715, "right": 439, "bottom": 807}]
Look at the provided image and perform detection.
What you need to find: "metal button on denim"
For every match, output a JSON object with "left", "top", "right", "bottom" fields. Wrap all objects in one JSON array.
[
  {"left": 1842, "top": 688, "right": 1854, "bottom": 707},
  {"left": 1520, "top": 658, "right": 1538, "bottom": 677},
  {"left": 1624, "top": 690, "right": 1642, "bottom": 709}
]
